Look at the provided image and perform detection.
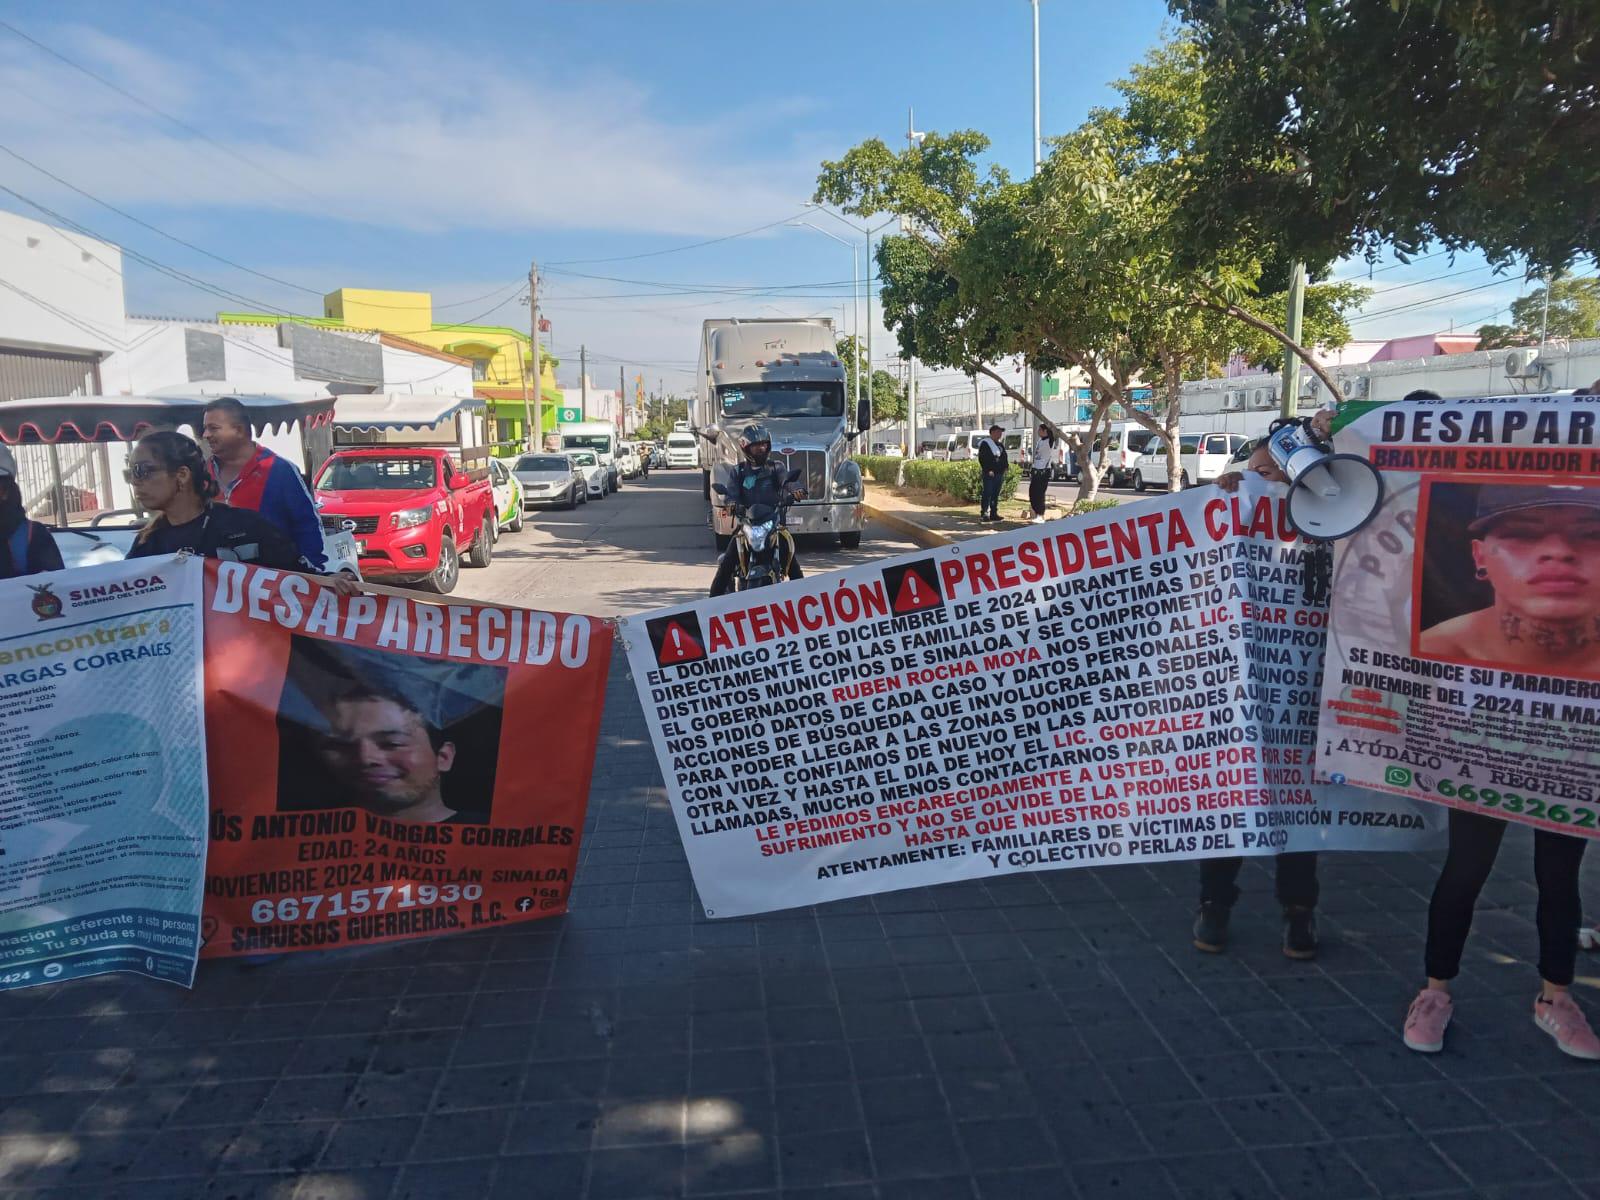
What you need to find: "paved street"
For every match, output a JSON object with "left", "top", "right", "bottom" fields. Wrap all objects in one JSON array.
[
  {"left": 452, "top": 470, "right": 920, "bottom": 616},
  {"left": 2, "top": 472, "right": 1600, "bottom": 1199}
]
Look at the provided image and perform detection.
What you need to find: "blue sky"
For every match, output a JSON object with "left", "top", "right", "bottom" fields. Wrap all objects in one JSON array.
[{"left": 0, "top": 1, "right": 1535, "bottom": 391}]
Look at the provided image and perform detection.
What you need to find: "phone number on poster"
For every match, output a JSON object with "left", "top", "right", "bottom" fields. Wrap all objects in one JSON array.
[
  {"left": 1416, "top": 778, "right": 1598, "bottom": 830},
  {"left": 249, "top": 883, "right": 485, "bottom": 923}
]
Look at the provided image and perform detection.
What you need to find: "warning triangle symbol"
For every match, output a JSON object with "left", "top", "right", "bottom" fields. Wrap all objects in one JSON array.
[
  {"left": 893, "top": 570, "right": 941, "bottom": 613},
  {"left": 657, "top": 619, "right": 704, "bottom": 665}
]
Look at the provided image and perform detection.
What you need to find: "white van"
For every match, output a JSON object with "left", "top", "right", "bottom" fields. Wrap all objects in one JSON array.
[
  {"left": 1133, "top": 432, "right": 1250, "bottom": 490},
  {"left": 664, "top": 430, "right": 698, "bottom": 468},
  {"left": 1096, "top": 421, "right": 1159, "bottom": 488},
  {"left": 944, "top": 429, "right": 1028, "bottom": 462}
]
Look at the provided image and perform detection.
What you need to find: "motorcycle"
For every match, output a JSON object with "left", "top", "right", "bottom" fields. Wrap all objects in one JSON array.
[{"left": 712, "top": 469, "right": 804, "bottom": 591}]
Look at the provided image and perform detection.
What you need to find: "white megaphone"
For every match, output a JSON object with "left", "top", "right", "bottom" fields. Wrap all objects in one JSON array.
[{"left": 1266, "top": 417, "right": 1384, "bottom": 541}]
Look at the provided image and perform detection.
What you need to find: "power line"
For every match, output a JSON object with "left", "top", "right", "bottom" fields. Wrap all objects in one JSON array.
[
  {"left": 1347, "top": 276, "right": 1519, "bottom": 325},
  {"left": 546, "top": 211, "right": 810, "bottom": 266},
  {"left": 542, "top": 265, "right": 860, "bottom": 293},
  {"left": 0, "top": 17, "right": 314, "bottom": 202}
]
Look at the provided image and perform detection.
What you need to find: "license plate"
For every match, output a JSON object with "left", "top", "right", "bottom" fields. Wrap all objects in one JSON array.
[{"left": 356, "top": 540, "right": 367, "bottom": 554}]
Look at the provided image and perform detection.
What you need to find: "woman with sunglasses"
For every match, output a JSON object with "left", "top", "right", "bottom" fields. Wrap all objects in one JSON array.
[{"left": 124, "top": 430, "right": 308, "bottom": 570}]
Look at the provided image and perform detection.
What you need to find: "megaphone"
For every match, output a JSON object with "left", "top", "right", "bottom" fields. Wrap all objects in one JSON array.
[{"left": 1267, "top": 418, "right": 1384, "bottom": 541}]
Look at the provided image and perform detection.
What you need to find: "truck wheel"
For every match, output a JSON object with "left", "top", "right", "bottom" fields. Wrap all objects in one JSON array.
[
  {"left": 421, "top": 536, "right": 459, "bottom": 594},
  {"left": 839, "top": 531, "right": 861, "bottom": 549},
  {"left": 466, "top": 517, "right": 494, "bottom": 567},
  {"left": 702, "top": 470, "right": 711, "bottom": 501},
  {"left": 715, "top": 533, "right": 731, "bottom": 553}
]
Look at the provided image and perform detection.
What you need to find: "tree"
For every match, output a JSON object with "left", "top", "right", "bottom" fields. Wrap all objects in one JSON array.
[
  {"left": 817, "top": 35, "right": 1365, "bottom": 500},
  {"left": 1169, "top": 2, "right": 1600, "bottom": 271},
  {"left": 1476, "top": 276, "right": 1600, "bottom": 348},
  {"left": 837, "top": 335, "right": 908, "bottom": 426}
]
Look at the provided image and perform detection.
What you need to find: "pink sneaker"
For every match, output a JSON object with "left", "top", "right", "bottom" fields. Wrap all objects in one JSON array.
[
  {"left": 1403, "top": 988, "right": 1453, "bottom": 1053},
  {"left": 1534, "top": 992, "right": 1600, "bottom": 1060}
]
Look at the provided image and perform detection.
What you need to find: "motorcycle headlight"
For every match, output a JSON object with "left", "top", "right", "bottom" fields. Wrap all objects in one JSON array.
[
  {"left": 832, "top": 460, "right": 863, "bottom": 498},
  {"left": 746, "top": 522, "right": 773, "bottom": 552},
  {"left": 392, "top": 506, "right": 431, "bottom": 530}
]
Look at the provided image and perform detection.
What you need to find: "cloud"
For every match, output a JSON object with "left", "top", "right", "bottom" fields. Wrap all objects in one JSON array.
[{"left": 0, "top": 24, "right": 811, "bottom": 236}]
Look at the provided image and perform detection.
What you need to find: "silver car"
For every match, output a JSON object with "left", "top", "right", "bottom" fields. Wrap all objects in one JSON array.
[{"left": 514, "top": 452, "right": 586, "bottom": 511}]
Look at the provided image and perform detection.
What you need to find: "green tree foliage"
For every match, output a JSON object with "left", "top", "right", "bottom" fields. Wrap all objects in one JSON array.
[
  {"left": 1169, "top": 1, "right": 1600, "bottom": 271},
  {"left": 837, "top": 335, "right": 908, "bottom": 425},
  {"left": 1476, "top": 277, "right": 1600, "bottom": 349}
]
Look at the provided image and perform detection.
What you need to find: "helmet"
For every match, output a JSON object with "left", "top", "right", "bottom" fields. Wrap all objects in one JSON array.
[
  {"left": 0, "top": 444, "right": 15, "bottom": 479},
  {"left": 739, "top": 424, "right": 772, "bottom": 466}
]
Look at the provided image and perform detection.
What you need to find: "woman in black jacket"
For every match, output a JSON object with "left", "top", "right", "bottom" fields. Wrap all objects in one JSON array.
[{"left": 0, "top": 444, "right": 64, "bottom": 579}]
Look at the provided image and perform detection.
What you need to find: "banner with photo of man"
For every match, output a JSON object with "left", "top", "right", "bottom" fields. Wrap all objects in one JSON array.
[
  {"left": 1318, "top": 392, "right": 1600, "bottom": 836},
  {"left": 622, "top": 483, "right": 1440, "bottom": 919},
  {"left": 0, "top": 555, "right": 207, "bottom": 990},
  {"left": 200, "top": 561, "right": 611, "bottom": 956}
]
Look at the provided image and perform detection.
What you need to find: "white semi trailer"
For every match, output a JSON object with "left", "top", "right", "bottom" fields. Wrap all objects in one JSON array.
[{"left": 694, "top": 318, "right": 869, "bottom": 551}]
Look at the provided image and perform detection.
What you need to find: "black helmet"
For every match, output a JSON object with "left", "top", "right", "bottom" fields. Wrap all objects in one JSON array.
[{"left": 739, "top": 424, "right": 772, "bottom": 465}]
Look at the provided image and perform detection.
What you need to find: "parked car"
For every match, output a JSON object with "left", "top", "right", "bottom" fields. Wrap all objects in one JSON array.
[
  {"left": 1132, "top": 432, "right": 1250, "bottom": 491},
  {"left": 664, "top": 431, "right": 698, "bottom": 468},
  {"left": 616, "top": 442, "right": 643, "bottom": 479},
  {"left": 489, "top": 457, "right": 524, "bottom": 533},
  {"left": 313, "top": 447, "right": 496, "bottom": 594},
  {"left": 1097, "top": 422, "right": 1159, "bottom": 488},
  {"left": 568, "top": 449, "right": 608, "bottom": 499},
  {"left": 514, "top": 452, "right": 586, "bottom": 510}
]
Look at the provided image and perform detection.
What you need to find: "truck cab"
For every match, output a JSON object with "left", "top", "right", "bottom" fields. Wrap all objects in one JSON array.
[
  {"left": 695, "top": 318, "right": 869, "bottom": 549},
  {"left": 312, "top": 446, "right": 495, "bottom": 593}
]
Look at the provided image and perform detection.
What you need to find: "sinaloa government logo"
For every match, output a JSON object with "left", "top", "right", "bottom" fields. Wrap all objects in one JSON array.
[
  {"left": 28, "top": 583, "right": 63, "bottom": 621},
  {"left": 1384, "top": 766, "right": 1413, "bottom": 788}
]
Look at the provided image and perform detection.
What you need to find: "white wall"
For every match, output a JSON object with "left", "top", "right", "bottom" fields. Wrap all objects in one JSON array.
[
  {"left": 1181, "top": 337, "right": 1600, "bottom": 438},
  {"left": 380, "top": 343, "right": 472, "bottom": 394},
  {"left": 0, "top": 209, "right": 128, "bottom": 383}
]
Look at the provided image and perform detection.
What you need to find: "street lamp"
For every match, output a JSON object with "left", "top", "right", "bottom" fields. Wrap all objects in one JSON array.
[
  {"left": 789, "top": 220, "right": 860, "bottom": 420},
  {"left": 803, "top": 201, "right": 898, "bottom": 441}
]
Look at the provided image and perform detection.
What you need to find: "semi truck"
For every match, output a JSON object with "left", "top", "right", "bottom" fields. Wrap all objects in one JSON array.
[{"left": 695, "top": 318, "right": 870, "bottom": 551}]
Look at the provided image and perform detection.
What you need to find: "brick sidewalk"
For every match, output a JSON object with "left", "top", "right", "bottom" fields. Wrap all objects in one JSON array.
[{"left": 1, "top": 654, "right": 1598, "bottom": 1198}]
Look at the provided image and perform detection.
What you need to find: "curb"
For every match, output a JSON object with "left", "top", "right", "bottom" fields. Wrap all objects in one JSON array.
[{"left": 864, "top": 503, "right": 953, "bottom": 548}]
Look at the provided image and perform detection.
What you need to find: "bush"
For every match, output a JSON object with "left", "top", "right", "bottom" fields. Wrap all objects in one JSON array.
[
  {"left": 1064, "top": 498, "right": 1121, "bottom": 516},
  {"left": 853, "top": 454, "right": 903, "bottom": 485},
  {"left": 900, "top": 458, "right": 1022, "bottom": 504}
]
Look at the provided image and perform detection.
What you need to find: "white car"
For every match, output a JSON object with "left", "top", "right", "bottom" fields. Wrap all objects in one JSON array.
[
  {"left": 567, "top": 449, "right": 608, "bottom": 499},
  {"left": 1133, "top": 433, "right": 1250, "bottom": 491},
  {"left": 616, "top": 442, "right": 643, "bottom": 479},
  {"left": 53, "top": 518, "right": 362, "bottom": 576}
]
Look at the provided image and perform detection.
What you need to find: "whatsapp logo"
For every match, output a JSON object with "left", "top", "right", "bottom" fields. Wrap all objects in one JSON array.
[{"left": 1384, "top": 766, "right": 1413, "bottom": 788}]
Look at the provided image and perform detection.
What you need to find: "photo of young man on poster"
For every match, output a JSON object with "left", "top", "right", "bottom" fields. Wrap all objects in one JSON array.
[
  {"left": 1417, "top": 482, "right": 1600, "bottom": 678},
  {"left": 274, "top": 637, "right": 503, "bottom": 824}
]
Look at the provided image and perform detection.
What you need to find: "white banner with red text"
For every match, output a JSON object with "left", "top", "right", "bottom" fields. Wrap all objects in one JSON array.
[
  {"left": 622, "top": 480, "right": 1441, "bottom": 918},
  {"left": 1317, "top": 392, "right": 1600, "bottom": 835}
]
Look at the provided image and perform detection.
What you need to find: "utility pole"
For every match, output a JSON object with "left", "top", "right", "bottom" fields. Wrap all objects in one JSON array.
[
  {"left": 1028, "top": 0, "right": 1044, "bottom": 430},
  {"left": 580, "top": 345, "right": 588, "bottom": 416},
  {"left": 526, "top": 261, "right": 540, "bottom": 451},
  {"left": 1280, "top": 260, "right": 1306, "bottom": 419},
  {"left": 619, "top": 366, "right": 625, "bottom": 429},
  {"left": 973, "top": 375, "right": 982, "bottom": 432}
]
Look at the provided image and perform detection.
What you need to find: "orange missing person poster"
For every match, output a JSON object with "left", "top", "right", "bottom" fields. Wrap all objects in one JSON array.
[{"left": 198, "top": 560, "right": 612, "bottom": 957}]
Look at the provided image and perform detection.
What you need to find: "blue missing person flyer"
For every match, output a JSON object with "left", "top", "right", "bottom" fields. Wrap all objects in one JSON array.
[{"left": 0, "top": 555, "right": 207, "bottom": 990}]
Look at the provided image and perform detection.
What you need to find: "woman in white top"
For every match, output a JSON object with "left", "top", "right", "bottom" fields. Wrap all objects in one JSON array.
[{"left": 1029, "top": 423, "right": 1057, "bottom": 524}]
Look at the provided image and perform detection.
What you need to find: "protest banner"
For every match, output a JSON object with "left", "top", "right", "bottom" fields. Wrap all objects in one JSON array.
[
  {"left": 0, "top": 555, "right": 206, "bottom": 990},
  {"left": 622, "top": 483, "right": 1439, "bottom": 918},
  {"left": 1317, "top": 392, "right": 1600, "bottom": 836},
  {"left": 200, "top": 561, "right": 611, "bottom": 956}
]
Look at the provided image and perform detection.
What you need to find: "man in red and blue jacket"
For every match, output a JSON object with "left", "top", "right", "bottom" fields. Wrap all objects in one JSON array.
[{"left": 201, "top": 397, "right": 326, "bottom": 571}]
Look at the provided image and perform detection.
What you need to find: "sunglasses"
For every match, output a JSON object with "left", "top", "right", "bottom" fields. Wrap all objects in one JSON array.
[{"left": 123, "top": 462, "right": 169, "bottom": 482}]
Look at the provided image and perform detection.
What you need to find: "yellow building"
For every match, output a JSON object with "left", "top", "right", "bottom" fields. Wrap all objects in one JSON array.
[{"left": 220, "top": 287, "right": 562, "bottom": 456}]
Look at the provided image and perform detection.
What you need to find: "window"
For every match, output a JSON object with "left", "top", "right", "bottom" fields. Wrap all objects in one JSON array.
[
  {"left": 717, "top": 382, "right": 845, "bottom": 419},
  {"left": 471, "top": 358, "right": 491, "bottom": 382},
  {"left": 318, "top": 457, "right": 437, "bottom": 490},
  {"left": 1179, "top": 436, "right": 1202, "bottom": 453},
  {"left": 1126, "top": 431, "right": 1155, "bottom": 454},
  {"left": 1205, "top": 435, "right": 1230, "bottom": 454}
]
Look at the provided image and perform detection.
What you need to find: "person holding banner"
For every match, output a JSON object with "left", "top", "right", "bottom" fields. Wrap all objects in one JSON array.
[
  {"left": 0, "top": 444, "right": 63, "bottom": 579},
  {"left": 1191, "top": 437, "right": 1325, "bottom": 959}
]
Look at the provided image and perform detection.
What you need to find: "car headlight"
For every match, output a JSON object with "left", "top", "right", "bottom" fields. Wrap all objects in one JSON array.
[
  {"left": 392, "top": 506, "right": 431, "bottom": 530},
  {"left": 832, "top": 460, "right": 863, "bottom": 498}
]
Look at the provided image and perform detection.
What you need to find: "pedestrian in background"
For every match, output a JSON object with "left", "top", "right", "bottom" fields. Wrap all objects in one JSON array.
[
  {"left": 0, "top": 444, "right": 64, "bottom": 579},
  {"left": 1029, "top": 422, "right": 1056, "bottom": 524},
  {"left": 977, "top": 423, "right": 1008, "bottom": 522},
  {"left": 201, "top": 397, "right": 326, "bottom": 571}
]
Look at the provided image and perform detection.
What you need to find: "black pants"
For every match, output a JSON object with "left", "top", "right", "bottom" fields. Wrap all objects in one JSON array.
[
  {"left": 1425, "top": 807, "right": 1588, "bottom": 986},
  {"left": 709, "top": 541, "right": 802, "bottom": 597},
  {"left": 1199, "top": 853, "right": 1319, "bottom": 910},
  {"left": 1028, "top": 469, "right": 1050, "bottom": 516},
  {"left": 980, "top": 470, "right": 1004, "bottom": 518}
]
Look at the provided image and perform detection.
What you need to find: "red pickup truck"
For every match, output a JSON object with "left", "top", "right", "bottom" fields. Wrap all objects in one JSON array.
[{"left": 311, "top": 447, "right": 496, "bottom": 593}]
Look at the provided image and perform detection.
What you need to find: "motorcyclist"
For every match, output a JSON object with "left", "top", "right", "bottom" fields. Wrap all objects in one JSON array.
[{"left": 708, "top": 423, "right": 805, "bottom": 597}]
